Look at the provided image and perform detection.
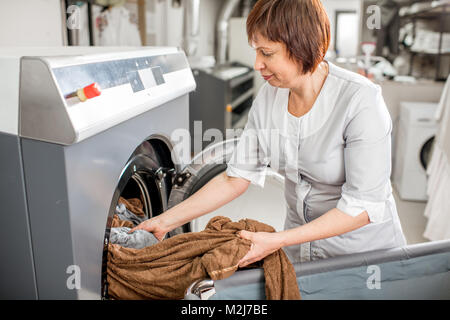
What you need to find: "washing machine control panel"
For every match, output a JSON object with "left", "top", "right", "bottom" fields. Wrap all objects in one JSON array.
[
  {"left": 52, "top": 53, "right": 182, "bottom": 98},
  {"left": 19, "top": 49, "right": 196, "bottom": 145}
]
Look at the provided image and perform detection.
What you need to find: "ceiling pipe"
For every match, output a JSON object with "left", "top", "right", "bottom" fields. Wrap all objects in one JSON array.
[
  {"left": 182, "top": 0, "right": 201, "bottom": 57},
  {"left": 216, "top": 0, "right": 241, "bottom": 65}
]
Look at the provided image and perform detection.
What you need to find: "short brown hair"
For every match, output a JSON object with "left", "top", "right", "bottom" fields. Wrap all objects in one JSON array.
[{"left": 247, "top": 0, "right": 330, "bottom": 74}]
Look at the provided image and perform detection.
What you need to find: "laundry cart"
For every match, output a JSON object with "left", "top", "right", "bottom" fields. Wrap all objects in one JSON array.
[{"left": 185, "top": 239, "right": 450, "bottom": 300}]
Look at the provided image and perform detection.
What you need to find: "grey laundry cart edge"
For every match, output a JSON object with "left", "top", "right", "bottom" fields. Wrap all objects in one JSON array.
[{"left": 185, "top": 239, "right": 450, "bottom": 300}]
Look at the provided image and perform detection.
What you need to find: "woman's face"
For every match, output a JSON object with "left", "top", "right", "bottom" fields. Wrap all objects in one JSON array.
[{"left": 251, "top": 33, "right": 304, "bottom": 88}]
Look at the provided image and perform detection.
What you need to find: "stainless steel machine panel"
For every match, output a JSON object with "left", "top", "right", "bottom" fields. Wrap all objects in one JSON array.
[{"left": 19, "top": 49, "right": 196, "bottom": 145}]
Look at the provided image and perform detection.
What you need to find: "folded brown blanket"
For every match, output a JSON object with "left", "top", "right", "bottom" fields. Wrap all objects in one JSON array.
[{"left": 106, "top": 216, "right": 301, "bottom": 300}]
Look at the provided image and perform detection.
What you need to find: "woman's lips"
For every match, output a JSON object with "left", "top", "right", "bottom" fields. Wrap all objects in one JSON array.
[{"left": 262, "top": 74, "right": 273, "bottom": 81}]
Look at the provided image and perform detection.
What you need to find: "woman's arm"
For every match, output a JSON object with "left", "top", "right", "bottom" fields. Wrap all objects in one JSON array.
[
  {"left": 280, "top": 208, "right": 369, "bottom": 247},
  {"left": 161, "top": 172, "right": 250, "bottom": 231},
  {"left": 238, "top": 208, "right": 370, "bottom": 267},
  {"left": 130, "top": 172, "right": 250, "bottom": 239}
]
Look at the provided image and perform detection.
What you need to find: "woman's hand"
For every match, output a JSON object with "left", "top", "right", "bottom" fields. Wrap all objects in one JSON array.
[
  {"left": 128, "top": 217, "right": 168, "bottom": 242},
  {"left": 238, "top": 230, "right": 284, "bottom": 267},
  {"left": 125, "top": 173, "right": 249, "bottom": 243}
]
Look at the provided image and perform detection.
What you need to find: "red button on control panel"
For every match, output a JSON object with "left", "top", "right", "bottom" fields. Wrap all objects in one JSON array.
[
  {"left": 66, "top": 83, "right": 102, "bottom": 102},
  {"left": 76, "top": 82, "right": 101, "bottom": 102}
]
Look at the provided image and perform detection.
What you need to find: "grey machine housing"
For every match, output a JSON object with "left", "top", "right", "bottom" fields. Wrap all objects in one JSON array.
[{"left": 0, "top": 48, "right": 221, "bottom": 299}]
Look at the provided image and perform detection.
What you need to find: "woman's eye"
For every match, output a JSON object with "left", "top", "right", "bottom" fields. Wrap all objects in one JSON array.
[{"left": 261, "top": 51, "right": 272, "bottom": 57}]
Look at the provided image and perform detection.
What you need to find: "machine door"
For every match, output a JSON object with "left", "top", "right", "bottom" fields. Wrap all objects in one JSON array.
[
  {"left": 167, "top": 139, "right": 238, "bottom": 235},
  {"left": 102, "top": 137, "right": 177, "bottom": 298},
  {"left": 167, "top": 138, "right": 286, "bottom": 235}
]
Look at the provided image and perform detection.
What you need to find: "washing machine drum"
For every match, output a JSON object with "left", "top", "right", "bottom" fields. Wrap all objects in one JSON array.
[{"left": 110, "top": 140, "right": 173, "bottom": 221}]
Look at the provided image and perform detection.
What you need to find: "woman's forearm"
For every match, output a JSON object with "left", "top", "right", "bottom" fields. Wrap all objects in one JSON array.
[
  {"left": 278, "top": 208, "right": 370, "bottom": 248},
  {"left": 159, "top": 172, "right": 250, "bottom": 232},
  {"left": 237, "top": 208, "right": 370, "bottom": 267}
]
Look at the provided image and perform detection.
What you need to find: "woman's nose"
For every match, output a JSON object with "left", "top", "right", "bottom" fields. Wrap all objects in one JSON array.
[{"left": 254, "top": 55, "right": 265, "bottom": 71}]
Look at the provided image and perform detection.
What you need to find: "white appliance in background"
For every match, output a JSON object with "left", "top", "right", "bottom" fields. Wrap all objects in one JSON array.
[{"left": 393, "top": 102, "right": 439, "bottom": 201}]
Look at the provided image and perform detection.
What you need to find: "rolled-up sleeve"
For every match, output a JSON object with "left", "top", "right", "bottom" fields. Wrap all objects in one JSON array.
[
  {"left": 336, "top": 86, "right": 392, "bottom": 223},
  {"left": 226, "top": 103, "right": 269, "bottom": 188}
]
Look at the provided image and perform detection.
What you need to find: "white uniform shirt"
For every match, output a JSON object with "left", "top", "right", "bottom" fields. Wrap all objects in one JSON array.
[{"left": 226, "top": 61, "right": 407, "bottom": 263}]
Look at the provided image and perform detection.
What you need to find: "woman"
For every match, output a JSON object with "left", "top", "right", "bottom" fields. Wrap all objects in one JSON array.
[{"left": 131, "top": 0, "right": 406, "bottom": 266}]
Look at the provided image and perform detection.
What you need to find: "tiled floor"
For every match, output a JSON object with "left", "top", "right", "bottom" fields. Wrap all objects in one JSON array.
[{"left": 191, "top": 175, "right": 431, "bottom": 245}]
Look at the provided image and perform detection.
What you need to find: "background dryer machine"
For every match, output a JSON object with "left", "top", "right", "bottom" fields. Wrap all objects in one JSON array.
[
  {"left": 0, "top": 47, "right": 196, "bottom": 299},
  {"left": 393, "top": 101, "right": 439, "bottom": 201}
]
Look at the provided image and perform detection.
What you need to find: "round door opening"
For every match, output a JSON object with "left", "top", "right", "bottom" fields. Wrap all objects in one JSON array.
[
  {"left": 120, "top": 173, "right": 151, "bottom": 219},
  {"left": 101, "top": 138, "right": 174, "bottom": 299},
  {"left": 420, "top": 136, "right": 435, "bottom": 171}
]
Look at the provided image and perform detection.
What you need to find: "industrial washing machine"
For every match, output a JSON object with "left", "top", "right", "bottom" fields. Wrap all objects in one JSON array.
[{"left": 0, "top": 46, "right": 205, "bottom": 299}]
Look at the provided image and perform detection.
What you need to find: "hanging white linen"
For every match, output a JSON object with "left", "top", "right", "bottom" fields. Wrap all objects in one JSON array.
[
  {"left": 423, "top": 75, "right": 450, "bottom": 241},
  {"left": 99, "top": 6, "right": 142, "bottom": 46}
]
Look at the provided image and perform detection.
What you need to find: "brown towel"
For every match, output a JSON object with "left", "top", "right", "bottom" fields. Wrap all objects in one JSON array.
[
  {"left": 111, "top": 214, "right": 134, "bottom": 228},
  {"left": 118, "top": 197, "right": 145, "bottom": 217},
  {"left": 106, "top": 216, "right": 300, "bottom": 300}
]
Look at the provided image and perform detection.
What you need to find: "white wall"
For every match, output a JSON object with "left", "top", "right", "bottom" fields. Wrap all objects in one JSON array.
[{"left": 0, "top": 0, "right": 64, "bottom": 46}]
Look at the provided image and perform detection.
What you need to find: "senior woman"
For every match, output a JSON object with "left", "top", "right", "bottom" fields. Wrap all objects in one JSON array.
[{"left": 131, "top": 0, "right": 406, "bottom": 266}]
